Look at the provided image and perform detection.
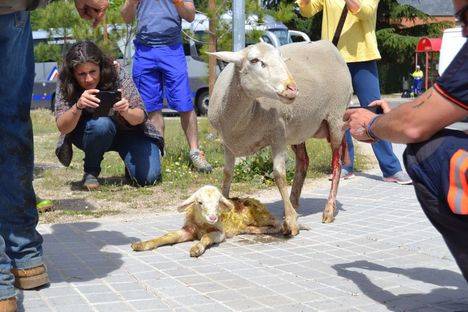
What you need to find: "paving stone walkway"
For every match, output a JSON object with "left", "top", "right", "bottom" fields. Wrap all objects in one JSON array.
[{"left": 21, "top": 145, "right": 468, "bottom": 312}]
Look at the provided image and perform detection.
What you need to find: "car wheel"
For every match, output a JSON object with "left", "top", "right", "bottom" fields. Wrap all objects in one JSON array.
[{"left": 196, "top": 90, "right": 210, "bottom": 116}]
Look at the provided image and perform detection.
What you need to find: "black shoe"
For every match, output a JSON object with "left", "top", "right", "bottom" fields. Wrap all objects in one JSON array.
[{"left": 82, "top": 173, "right": 99, "bottom": 191}]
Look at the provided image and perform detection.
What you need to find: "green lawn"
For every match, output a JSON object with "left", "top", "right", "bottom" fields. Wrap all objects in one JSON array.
[{"left": 31, "top": 109, "right": 370, "bottom": 223}]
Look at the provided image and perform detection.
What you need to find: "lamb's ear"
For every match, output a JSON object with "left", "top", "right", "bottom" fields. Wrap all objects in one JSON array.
[
  {"left": 219, "top": 195, "right": 234, "bottom": 211},
  {"left": 177, "top": 193, "right": 197, "bottom": 212},
  {"left": 206, "top": 51, "right": 244, "bottom": 65}
]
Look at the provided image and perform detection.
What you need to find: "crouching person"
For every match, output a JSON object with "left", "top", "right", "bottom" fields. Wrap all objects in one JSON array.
[{"left": 55, "top": 41, "right": 164, "bottom": 190}]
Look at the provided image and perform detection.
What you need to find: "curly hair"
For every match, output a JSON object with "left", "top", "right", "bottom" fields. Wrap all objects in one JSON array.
[{"left": 59, "top": 41, "right": 118, "bottom": 103}]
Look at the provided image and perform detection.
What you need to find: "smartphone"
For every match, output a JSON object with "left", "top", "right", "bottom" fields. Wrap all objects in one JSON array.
[
  {"left": 347, "top": 105, "right": 383, "bottom": 114},
  {"left": 93, "top": 90, "right": 122, "bottom": 118}
]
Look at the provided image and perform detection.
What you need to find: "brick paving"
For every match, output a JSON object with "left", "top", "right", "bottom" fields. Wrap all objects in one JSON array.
[{"left": 20, "top": 145, "right": 468, "bottom": 312}]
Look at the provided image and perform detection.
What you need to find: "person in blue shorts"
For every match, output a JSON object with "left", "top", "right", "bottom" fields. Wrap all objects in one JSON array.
[
  {"left": 344, "top": 0, "right": 468, "bottom": 282},
  {"left": 121, "top": 0, "right": 212, "bottom": 173}
]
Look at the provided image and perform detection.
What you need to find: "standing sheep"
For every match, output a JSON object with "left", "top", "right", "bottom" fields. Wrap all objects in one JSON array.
[{"left": 208, "top": 41, "right": 353, "bottom": 236}]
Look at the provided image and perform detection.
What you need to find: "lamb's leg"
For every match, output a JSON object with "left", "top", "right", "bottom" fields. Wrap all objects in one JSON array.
[
  {"left": 272, "top": 145, "right": 299, "bottom": 236},
  {"left": 190, "top": 231, "right": 225, "bottom": 257},
  {"left": 290, "top": 143, "right": 309, "bottom": 210},
  {"left": 222, "top": 147, "right": 235, "bottom": 198},
  {"left": 243, "top": 225, "right": 282, "bottom": 234},
  {"left": 131, "top": 229, "right": 194, "bottom": 251},
  {"left": 323, "top": 135, "right": 345, "bottom": 223}
]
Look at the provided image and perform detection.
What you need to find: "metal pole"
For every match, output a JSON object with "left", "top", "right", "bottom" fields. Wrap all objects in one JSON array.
[
  {"left": 208, "top": 0, "right": 217, "bottom": 96},
  {"left": 232, "top": 0, "right": 245, "bottom": 52}
]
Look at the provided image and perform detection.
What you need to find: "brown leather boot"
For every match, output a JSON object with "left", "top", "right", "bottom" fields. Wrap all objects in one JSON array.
[
  {"left": 11, "top": 265, "right": 49, "bottom": 289},
  {"left": 0, "top": 297, "right": 17, "bottom": 312}
]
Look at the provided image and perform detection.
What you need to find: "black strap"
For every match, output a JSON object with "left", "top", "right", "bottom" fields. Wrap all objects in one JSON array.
[{"left": 332, "top": 6, "right": 348, "bottom": 47}]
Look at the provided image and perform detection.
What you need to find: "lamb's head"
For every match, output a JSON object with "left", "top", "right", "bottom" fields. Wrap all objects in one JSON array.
[
  {"left": 177, "top": 185, "right": 234, "bottom": 224},
  {"left": 210, "top": 42, "right": 298, "bottom": 103}
]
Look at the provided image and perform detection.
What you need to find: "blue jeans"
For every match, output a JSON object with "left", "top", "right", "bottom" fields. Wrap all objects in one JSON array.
[
  {"left": 69, "top": 117, "right": 162, "bottom": 186},
  {"left": 345, "top": 61, "right": 402, "bottom": 177},
  {"left": 0, "top": 12, "right": 44, "bottom": 299}
]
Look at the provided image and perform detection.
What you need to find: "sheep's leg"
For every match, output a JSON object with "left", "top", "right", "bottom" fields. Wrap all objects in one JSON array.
[
  {"left": 131, "top": 229, "right": 194, "bottom": 251},
  {"left": 272, "top": 146, "right": 299, "bottom": 236},
  {"left": 323, "top": 136, "right": 345, "bottom": 223},
  {"left": 222, "top": 147, "right": 235, "bottom": 198},
  {"left": 290, "top": 143, "right": 309, "bottom": 210},
  {"left": 190, "top": 231, "right": 225, "bottom": 257}
]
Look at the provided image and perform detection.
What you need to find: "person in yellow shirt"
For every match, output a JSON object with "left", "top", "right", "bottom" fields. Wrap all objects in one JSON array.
[
  {"left": 411, "top": 65, "right": 424, "bottom": 96},
  {"left": 297, "top": 0, "right": 411, "bottom": 184}
]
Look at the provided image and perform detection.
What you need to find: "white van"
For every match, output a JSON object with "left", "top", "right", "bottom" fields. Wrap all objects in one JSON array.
[{"left": 439, "top": 26, "right": 466, "bottom": 75}]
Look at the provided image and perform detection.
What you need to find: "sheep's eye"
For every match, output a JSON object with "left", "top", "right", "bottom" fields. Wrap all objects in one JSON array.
[
  {"left": 250, "top": 58, "right": 259, "bottom": 64},
  {"left": 197, "top": 201, "right": 203, "bottom": 205}
]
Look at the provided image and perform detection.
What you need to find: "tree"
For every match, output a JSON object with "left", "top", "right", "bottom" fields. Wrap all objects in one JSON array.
[{"left": 31, "top": 0, "right": 135, "bottom": 63}]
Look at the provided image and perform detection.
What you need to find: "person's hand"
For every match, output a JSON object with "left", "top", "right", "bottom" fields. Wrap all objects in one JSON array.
[
  {"left": 113, "top": 97, "right": 130, "bottom": 114},
  {"left": 369, "top": 99, "right": 391, "bottom": 114},
  {"left": 343, "top": 108, "right": 376, "bottom": 143},
  {"left": 76, "top": 89, "right": 100, "bottom": 109},
  {"left": 75, "top": 0, "right": 109, "bottom": 28},
  {"left": 173, "top": 0, "right": 185, "bottom": 7},
  {"left": 298, "top": 0, "right": 310, "bottom": 6}
]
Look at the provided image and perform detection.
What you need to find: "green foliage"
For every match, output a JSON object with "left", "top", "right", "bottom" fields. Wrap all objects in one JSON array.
[
  {"left": 31, "top": 0, "right": 134, "bottom": 61},
  {"left": 268, "top": 2, "right": 296, "bottom": 23},
  {"left": 34, "top": 42, "right": 63, "bottom": 62}
]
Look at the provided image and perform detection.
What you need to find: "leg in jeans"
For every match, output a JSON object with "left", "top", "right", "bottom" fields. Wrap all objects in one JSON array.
[
  {"left": 0, "top": 12, "right": 44, "bottom": 298},
  {"left": 404, "top": 135, "right": 468, "bottom": 281},
  {"left": 347, "top": 61, "right": 402, "bottom": 177},
  {"left": 113, "top": 133, "right": 162, "bottom": 186},
  {"left": 69, "top": 117, "right": 117, "bottom": 176}
]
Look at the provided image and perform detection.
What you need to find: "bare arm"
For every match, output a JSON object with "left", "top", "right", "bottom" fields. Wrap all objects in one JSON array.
[
  {"left": 295, "top": 0, "right": 324, "bottom": 18},
  {"left": 344, "top": 88, "right": 468, "bottom": 144},
  {"left": 56, "top": 104, "right": 83, "bottom": 135},
  {"left": 120, "top": 0, "right": 139, "bottom": 24},
  {"left": 56, "top": 89, "right": 100, "bottom": 135},
  {"left": 347, "top": 0, "right": 378, "bottom": 20},
  {"left": 113, "top": 98, "right": 146, "bottom": 126},
  {"left": 173, "top": 0, "right": 195, "bottom": 22},
  {"left": 344, "top": 0, "right": 360, "bottom": 13}
]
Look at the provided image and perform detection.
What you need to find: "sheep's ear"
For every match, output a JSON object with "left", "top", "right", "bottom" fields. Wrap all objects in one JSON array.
[
  {"left": 177, "top": 193, "right": 197, "bottom": 212},
  {"left": 219, "top": 195, "right": 234, "bottom": 211},
  {"left": 207, "top": 51, "right": 244, "bottom": 65}
]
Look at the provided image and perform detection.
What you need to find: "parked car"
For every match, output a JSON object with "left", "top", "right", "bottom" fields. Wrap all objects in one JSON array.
[{"left": 32, "top": 15, "right": 310, "bottom": 115}]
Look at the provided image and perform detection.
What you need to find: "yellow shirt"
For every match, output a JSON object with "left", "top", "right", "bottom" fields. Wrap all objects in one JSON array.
[
  {"left": 297, "top": 0, "right": 381, "bottom": 63},
  {"left": 412, "top": 70, "right": 423, "bottom": 79}
]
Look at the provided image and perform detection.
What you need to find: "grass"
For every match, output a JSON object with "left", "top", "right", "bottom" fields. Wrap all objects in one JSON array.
[{"left": 32, "top": 109, "right": 371, "bottom": 223}]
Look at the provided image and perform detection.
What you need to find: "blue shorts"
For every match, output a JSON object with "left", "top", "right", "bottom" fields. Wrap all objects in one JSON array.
[{"left": 132, "top": 41, "right": 193, "bottom": 113}]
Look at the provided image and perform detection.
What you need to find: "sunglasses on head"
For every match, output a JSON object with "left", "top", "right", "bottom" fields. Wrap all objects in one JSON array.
[{"left": 455, "top": 4, "right": 468, "bottom": 24}]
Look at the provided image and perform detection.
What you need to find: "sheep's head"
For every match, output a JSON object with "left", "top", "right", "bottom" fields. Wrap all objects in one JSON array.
[
  {"left": 177, "top": 185, "right": 234, "bottom": 224},
  {"left": 209, "top": 42, "right": 298, "bottom": 104}
]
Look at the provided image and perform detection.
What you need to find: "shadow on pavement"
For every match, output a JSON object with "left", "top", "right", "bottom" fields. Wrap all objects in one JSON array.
[
  {"left": 355, "top": 172, "right": 383, "bottom": 182},
  {"left": 267, "top": 198, "right": 344, "bottom": 219},
  {"left": 333, "top": 260, "right": 468, "bottom": 311},
  {"left": 16, "top": 221, "right": 139, "bottom": 311}
]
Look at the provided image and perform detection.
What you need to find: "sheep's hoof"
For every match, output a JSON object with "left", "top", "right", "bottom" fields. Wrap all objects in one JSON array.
[
  {"left": 131, "top": 242, "right": 146, "bottom": 251},
  {"left": 322, "top": 202, "right": 336, "bottom": 223},
  {"left": 282, "top": 221, "right": 299, "bottom": 236},
  {"left": 190, "top": 243, "right": 205, "bottom": 257}
]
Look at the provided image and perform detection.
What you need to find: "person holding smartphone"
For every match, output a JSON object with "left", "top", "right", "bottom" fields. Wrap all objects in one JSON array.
[
  {"left": 55, "top": 41, "right": 164, "bottom": 190},
  {"left": 344, "top": 0, "right": 468, "bottom": 281},
  {"left": 297, "top": 0, "right": 411, "bottom": 184}
]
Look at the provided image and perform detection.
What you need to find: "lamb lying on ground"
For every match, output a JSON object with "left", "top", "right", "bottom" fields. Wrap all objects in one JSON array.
[{"left": 131, "top": 185, "right": 305, "bottom": 257}]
